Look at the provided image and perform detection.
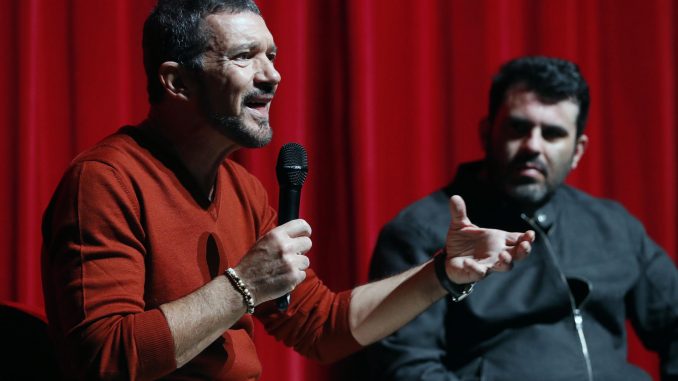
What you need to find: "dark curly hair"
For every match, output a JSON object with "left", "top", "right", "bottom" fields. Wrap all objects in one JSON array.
[
  {"left": 488, "top": 56, "right": 590, "bottom": 136},
  {"left": 142, "top": 0, "right": 261, "bottom": 103}
]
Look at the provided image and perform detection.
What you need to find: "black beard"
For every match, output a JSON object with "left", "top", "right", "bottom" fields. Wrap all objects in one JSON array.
[
  {"left": 487, "top": 154, "right": 552, "bottom": 207},
  {"left": 487, "top": 154, "right": 572, "bottom": 209},
  {"left": 505, "top": 182, "right": 551, "bottom": 207}
]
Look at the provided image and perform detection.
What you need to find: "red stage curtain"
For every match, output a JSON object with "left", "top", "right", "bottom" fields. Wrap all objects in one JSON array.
[{"left": 0, "top": 1, "right": 675, "bottom": 380}]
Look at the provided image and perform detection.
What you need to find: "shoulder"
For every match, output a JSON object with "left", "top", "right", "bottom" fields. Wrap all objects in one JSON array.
[
  {"left": 383, "top": 189, "right": 451, "bottom": 239},
  {"left": 70, "top": 128, "right": 144, "bottom": 171},
  {"left": 51, "top": 127, "right": 173, "bottom": 220},
  {"left": 371, "top": 189, "right": 450, "bottom": 276},
  {"left": 56, "top": 128, "right": 145, "bottom": 193},
  {"left": 559, "top": 186, "right": 635, "bottom": 220},
  {"left": 558, "top": 186, "right": 648, "bottom": 241}
]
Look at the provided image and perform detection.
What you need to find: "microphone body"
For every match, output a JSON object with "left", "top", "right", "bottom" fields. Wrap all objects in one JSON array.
[
  {"left": 275, "top": 143, "right": 308, "bottom": 311},
  {"left": 278, "top": 187, "right": 301, "bottom": 226}
]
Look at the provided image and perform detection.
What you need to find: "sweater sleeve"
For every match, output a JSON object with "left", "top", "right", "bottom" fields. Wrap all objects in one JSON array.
[
  {"left": 41, "top": 161, "right": 176, "bottom": 380},
  {"left": 230, "top": 160, "right": 361, "bottom": 363},
  {"left": 254, "top": 270, "right": 362, "bottom": 363},
  {"left": 365, "top": 219, "right": 461, "bottom": 381}
]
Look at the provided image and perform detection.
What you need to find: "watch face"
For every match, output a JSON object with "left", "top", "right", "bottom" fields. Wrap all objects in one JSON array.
[{"left": 450, "top": 283, "right": 475, "bottom": 302}]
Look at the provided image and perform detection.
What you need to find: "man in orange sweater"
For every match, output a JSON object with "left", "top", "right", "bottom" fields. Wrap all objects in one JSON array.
[{"left": 41, "top": 1, "right": 534, "bottom": 380}]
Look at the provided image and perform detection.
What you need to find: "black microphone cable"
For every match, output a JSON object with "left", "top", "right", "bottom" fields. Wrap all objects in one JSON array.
[{"left": 521, "top": 213, "right": 594, "bottom": 381}]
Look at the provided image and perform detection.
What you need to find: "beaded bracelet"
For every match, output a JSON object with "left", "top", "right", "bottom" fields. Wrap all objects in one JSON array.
[{"left": 224, "top": 268, "right": 255, "bottom": 314}]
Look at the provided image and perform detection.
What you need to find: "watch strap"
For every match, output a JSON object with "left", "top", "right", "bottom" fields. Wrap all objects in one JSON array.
[{"left": 433, "top": 251, "right": 475, "bottom": 302}]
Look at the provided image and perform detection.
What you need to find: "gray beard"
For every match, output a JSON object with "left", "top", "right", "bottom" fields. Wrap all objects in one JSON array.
[
  {"left": 209, "top": 112, "right": 272, "bottom": 148},
  {"left": 195, "top": 73, "right": 274, "bottom": 149}
]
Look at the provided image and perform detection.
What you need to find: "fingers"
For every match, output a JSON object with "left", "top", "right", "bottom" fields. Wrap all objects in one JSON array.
[
  {"left": 493, "top": 231, "right": 533, "bottom": 267},
  {"left": 283, "top": 251, "right": 310, "bottom": 272},
  {"left": 490, "top": 251, "right": 514, "bottom": 272},
  {"left": 267, "top": 219, "right": 313, "bottom": 254},
  {"left": 448, "top": 257, "right": 488, "bottom": 283},
  {"left": 288, "top": 236, "right": 313, "bottom": 256},
  {"left": 511, "top": 240, "right": 532, "bottom": 261},
  {"left": 280, "top": 253, "right": 310, "bottom": 293},
  {"left": 462, "top": 258, "right": 488, "bottom": 278},
  {"left": 449, "top": 195, "right": 473, "bottom": 230},
  {"left": 521, "top": 230, "right": 536, "bottom": 243},
  {"left": 506, "top": 230, "right": 533, "bottom": 259},
  {"left": 277, "top": 219, "right": 312, "bottom": 238},
  {"left": 500, "top": 230, "right": 533, "bottom": 264},
  {"left": 504, "top": 229, "right": 535, "bottom": 245}
]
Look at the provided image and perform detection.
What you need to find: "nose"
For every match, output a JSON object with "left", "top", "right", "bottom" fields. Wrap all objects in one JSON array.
[
  {"left": 254, "top": 56, "right": 281, "bottom": 87},
  {"left": 520, "top": 127, "right": 543, "bottom": 153}
]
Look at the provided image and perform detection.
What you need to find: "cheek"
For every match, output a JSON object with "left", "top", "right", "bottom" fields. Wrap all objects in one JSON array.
[
  {"left": 225, "top": 66, "right": 254, "bottom": 91},
  {"left": 495, "top": 140, "right": 520, "bottom": 162},
  {"left": 545, "top": 145, "right": 575, "bottom": 172},
  {"left": 220, "top": 67, "right": 254, "bottom": 107}
]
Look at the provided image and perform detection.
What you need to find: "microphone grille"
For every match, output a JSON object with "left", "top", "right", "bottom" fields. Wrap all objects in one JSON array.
[{"left": 276, "top": 143, "right": 308, "bottom": 187}]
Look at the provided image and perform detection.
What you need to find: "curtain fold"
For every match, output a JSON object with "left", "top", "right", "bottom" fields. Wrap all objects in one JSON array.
[{"left": 1, "top": 1, "right": 675, "bottom": 380}]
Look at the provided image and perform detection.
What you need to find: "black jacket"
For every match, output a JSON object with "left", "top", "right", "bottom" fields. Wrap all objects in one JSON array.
[{"left": 367, "top": 162, "right": 678, "bottom": 381}]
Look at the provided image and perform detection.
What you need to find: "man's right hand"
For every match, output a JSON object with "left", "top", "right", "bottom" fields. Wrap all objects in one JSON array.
[{"left": 234, "top": 219, "right": 312, "bottom": 305}]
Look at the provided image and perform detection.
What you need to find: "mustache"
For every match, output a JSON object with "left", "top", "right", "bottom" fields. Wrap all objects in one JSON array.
[
  {"left": 243, "top": 85, "right": 276, "bottom": 103},
  {"left": 508, "top": 155, "right": 547, "bottom": 174}
]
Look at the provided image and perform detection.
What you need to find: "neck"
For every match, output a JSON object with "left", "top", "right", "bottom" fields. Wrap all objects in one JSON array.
[{"left": 146, "top": 105, "right": 239, "bottom": 196}]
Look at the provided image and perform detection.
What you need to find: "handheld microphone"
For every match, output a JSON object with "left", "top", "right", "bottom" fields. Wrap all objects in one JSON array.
[{"left": 275, "top": 143, "right": 308, "bottom": 311}]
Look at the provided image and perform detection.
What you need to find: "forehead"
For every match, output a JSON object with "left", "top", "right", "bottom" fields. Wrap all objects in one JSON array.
[
  {"left": 503, "top": 87, "right": 579, "bottom": 130},
  {"left": 204, "top": 11, "right": 274, "bottom": 51}
]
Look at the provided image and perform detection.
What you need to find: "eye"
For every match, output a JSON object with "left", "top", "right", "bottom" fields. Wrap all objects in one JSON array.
[
  {"left": 541, "top": 126, "right": 568, "bottom": 141},
  {"left": 232, "top": 52, "right": 252, "bottom": 61},
  {"left": 267, "top": 52, "right": 277, "bottom": 62},
  {"left": 505, "top": 119, "right": 532, "bottom": 137}
]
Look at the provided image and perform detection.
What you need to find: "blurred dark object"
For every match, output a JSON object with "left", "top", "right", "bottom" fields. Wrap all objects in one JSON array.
[{"left": 0, "top": 301, "right": 61, "bottom": 380}]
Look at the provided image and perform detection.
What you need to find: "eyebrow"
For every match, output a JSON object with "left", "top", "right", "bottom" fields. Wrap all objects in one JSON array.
[
  {"left": 227, "top": 42, "right": 277, "bottom": 54},
  {"left": 506, "top": 116, "right": 569, "bottom": 132}
]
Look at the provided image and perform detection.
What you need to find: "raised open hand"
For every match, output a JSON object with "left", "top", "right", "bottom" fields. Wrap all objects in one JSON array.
[{"left": 444, "top": 195, "right": 534, "bottom": 284}]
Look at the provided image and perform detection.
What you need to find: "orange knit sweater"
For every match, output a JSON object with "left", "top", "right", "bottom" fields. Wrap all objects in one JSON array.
[{"left": 41, "top": 125, "right": 360, "bottom": 380}]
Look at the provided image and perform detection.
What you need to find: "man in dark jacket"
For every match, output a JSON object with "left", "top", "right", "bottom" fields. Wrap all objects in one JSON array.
[{"left": 366, "top": 56, "right": 678, "bottom": 381}]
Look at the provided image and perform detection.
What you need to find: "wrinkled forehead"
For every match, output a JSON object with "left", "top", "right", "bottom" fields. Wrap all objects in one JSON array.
[{"left": 204, "top": 11, "right": 275, "bottom": 52}]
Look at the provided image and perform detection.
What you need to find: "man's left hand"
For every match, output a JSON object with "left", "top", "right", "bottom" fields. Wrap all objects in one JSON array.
[{"left": 444, "top": 195, "right": 534, "bottom": 284}]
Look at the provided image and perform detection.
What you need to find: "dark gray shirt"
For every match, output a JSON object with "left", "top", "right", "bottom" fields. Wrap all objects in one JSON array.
[{"left": 366, "top": 161, "right": 678, "bottom": 381}]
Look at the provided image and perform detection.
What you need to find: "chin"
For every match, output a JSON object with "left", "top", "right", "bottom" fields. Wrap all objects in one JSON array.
[
  {"left": 212, "top": 114, "right": 273, "bottom": 148},
  {"left": 506, "top": 183, "right": 548, "bottom": 206}
]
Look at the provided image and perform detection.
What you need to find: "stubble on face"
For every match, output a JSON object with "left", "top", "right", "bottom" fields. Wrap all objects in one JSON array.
[
  {"left": 205, "top": 88, "right": 274, "bottom": 148},
  {"left": 486, "top": 88, "right": 581, "bottom": 207},
  {"left": 198, "top": 12, "right": 278, "bottom": 149},
  {"left": 495, "top": 150, "right": 574, "bottom": 205}
]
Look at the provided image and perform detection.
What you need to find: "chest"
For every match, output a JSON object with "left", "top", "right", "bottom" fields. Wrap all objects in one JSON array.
[
  {"left": 132, "top": 171, "right": 264, "bottom": 307},
  {"left": 463, "top": 219, "right": 641, "bottom": 323}
]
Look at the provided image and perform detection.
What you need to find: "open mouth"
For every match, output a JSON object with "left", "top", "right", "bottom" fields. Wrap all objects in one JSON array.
[{"left": 244, "top": 96, "right": 272, "bottom": 117}]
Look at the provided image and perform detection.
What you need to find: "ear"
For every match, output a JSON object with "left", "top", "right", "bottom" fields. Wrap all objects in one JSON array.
[
  {"left": 158, "top": 62, "right": 196, "bottom": 101},
  {"left": 570, "top": 134, "right": 589, "bottom": 170}
]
